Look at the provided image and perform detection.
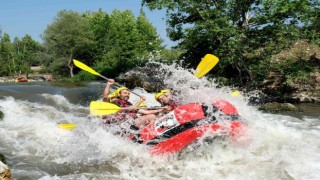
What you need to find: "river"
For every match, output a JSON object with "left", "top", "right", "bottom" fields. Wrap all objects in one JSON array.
[{"left": 0, "top": 64, "right": 320, "bottom": 180}]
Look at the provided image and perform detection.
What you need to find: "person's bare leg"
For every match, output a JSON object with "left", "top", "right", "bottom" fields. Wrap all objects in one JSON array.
[{"left": 134, "top": 114, "right": 156, "bottom": 128}]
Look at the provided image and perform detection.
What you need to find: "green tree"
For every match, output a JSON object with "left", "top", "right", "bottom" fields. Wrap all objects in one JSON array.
[
  {"left": 42, "top": 10, "right": 95, "bottom": 77},
  {"left": 136, "top": 11, "right": 163, "bottom": 55},
  {"left": 143, "top": 0, "right": 320, "bottom": 86},
  {"left": 99, "top": 9, "right": 141, "bottom": 74},
  {"left": 13, "top": 35, "right": 41, "bottom": 77},
  {"left": 158, "top": 48, "right": 182, "bottom": 63},
  {"left": 0, "top": 33, "right": 15, "bottom": 76},
  {"left": 303, "top": 0, "right": 320, "bottom": 45},
  {"left": 88, "top": 9, "right": 111, "bottom": 63},
  {"left": 94, "top": 9, "right": 164, "bottom": 77}
]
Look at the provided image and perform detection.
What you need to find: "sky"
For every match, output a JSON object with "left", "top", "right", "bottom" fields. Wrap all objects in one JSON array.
[{"left": 0, "top": 0, "right": 177, "bottom": 48}]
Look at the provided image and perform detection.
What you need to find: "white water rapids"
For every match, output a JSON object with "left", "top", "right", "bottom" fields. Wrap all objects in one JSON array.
[{"left": 0, "top": 63, "right": 319, "bottom": 179}]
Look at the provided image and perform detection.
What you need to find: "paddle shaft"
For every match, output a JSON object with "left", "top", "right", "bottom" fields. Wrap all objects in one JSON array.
[
  {"left": 73, "top": 59, "right": 142, "bottom": 98},
  {"left": 93, "top": 71, "right": 142, "bottom": 98},
  {"left": 95, "top": 107, "right": 166, "bottom": 110}
]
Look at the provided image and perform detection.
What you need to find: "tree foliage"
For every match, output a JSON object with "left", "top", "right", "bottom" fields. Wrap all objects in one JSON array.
[
  {"left": 1, "top": 3, "right": 318, "bottom": 91},
  {"left": 0, "top": 33, "right": 42, "bottom": 77},
  {"left": 0, "top": 33, "right": 15, "bottom": 76},
  {"left": 42, "top": 10, "right": 96, "bottom": 77},
  {"left": 142, "top": 0, "right": 320, "bottom": 86},
  {"left": 0, "top": 9, "right": 164, "bottom": 79},
  {"left": 13, "top": 35, "right": 42, "bottom": 77},
  {"left": 89, "top": 9, "right": 164, "bottom": 78}
]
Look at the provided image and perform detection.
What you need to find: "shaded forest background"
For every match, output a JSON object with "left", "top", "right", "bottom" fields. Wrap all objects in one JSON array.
[{"left": 0, "top": 0, "right": 319, "bottom": 101}]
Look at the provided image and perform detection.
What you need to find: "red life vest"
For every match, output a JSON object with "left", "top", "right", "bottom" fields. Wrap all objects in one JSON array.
[
  {"left": 114, "top": 99, "right": 138, "bottom": 119},
  {"left": 163, "top": 100, "right": 179, "bottom": 111}
]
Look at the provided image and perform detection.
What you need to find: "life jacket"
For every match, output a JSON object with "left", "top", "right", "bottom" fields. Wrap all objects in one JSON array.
[
  {"left": 162, "top": 100, "right": 179, "bottom": 111},
  {"left": 114, "top": 99, "right": 138, "bottom": 119}
]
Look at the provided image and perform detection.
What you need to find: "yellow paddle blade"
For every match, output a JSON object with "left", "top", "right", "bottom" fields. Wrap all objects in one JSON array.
[
  {"left": 231, "top": 90, "right": 241, "bottom": 96},
  {"left": 194, "top": 54, "right": 219, "bottom": 78},
  {"left": 58, "top": 124, "right": 77, "bottom": 130},
  {"left": 73, "top": 59, "right": 101, "bottom": 76},
  {"left": 90, "top": 101, "right": 122, "bottom": 116}
]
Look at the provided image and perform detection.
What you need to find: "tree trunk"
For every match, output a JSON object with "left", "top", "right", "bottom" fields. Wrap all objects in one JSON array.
[
  {"left": 26, "top": 64, "right": 31, "bottom": 78},
  {"left": 235, "top": 62, "right": 243, "bottom": 85},
  {"left": 68, "top": 58, "right": 74, "bottom": 78},
  {"left": 68, "top": 49, "right": 74, "bottom": 78}
]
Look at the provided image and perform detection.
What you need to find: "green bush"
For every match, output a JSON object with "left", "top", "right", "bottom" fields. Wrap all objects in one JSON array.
[{"left": 72, "top": 71, "right": 97, "bottom": 81}]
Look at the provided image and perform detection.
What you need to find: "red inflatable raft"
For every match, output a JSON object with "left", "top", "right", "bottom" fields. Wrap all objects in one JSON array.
[{"left": 126, "top": 100, "right": 246, "bottom": 155}]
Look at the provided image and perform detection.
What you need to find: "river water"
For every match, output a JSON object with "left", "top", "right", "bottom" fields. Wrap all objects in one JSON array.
[{"left": 0, "top": 63, "right": 320, "bottom": 180}]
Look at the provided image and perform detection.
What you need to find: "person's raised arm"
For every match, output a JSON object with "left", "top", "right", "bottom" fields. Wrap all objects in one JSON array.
[
  {"left": 102, "top": 79, "right": 114, "bottom": 102},
  {"left": 127, "top": 96, "right": 145, "bottom": 111}
]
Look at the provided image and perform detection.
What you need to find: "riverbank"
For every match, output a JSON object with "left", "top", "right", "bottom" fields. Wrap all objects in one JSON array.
[
  {"left": 0, "top": 75, "right": 54, "bottom": 83},
  {"left": 114, "top": 62, "right": 320, "bottom": 104},
  {"left": 1, "top": 60, "right": 319, "bottom": 107}
]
